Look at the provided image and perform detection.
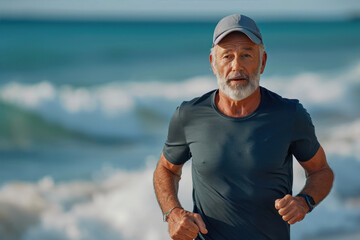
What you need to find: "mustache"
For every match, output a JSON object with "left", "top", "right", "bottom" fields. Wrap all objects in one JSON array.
[{"left": 226, "top": 72, "right": 250, "bottom": 81}]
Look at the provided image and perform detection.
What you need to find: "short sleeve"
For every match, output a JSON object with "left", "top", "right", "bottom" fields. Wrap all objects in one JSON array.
[
  {"left": 290, "top": 102, "right": 320, "bottom": 162},
  {"left": 162, "top": 106, "right": 191, "bottom": 165}
]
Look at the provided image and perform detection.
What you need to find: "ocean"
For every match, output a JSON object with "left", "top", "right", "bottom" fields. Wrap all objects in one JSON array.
[{"left": 0, "top": 19, "right": 360, "bottom": 240}]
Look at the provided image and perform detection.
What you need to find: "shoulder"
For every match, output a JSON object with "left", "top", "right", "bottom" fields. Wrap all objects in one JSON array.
[
  {"left": 173, "top": 90, "right": 216, "bottom": 124},
  {"left": 261, "top": 87, "right": 314, "bottom": 128},
  {"left": 178, "top": 89, "right": 216, "bottom": 112},
  {"left": 260, "top": 87, "right": 301, "bottom": 114}
]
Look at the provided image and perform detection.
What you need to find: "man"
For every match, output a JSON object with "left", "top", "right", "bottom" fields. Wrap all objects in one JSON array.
[{"left": 153, "top": 14, "right": 334, "bottom": 240}]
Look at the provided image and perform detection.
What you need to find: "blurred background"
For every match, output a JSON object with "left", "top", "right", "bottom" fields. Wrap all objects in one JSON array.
[{"left": 0, "top": 0, "right": 360, "bottom": 239}]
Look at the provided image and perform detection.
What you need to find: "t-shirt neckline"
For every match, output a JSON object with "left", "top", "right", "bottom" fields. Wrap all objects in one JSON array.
[{"left": 211, "top": 87, "right": 264, "bottom": 121}]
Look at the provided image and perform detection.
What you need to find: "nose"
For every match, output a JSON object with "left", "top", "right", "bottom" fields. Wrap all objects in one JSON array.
[{"left": 232, "top": 57, "right": 244, "bottom": 72}]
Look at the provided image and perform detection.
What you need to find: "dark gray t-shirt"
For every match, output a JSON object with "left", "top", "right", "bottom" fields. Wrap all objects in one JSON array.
[{"left": 163, "top": 87, "right": 320, "bottom": 240}]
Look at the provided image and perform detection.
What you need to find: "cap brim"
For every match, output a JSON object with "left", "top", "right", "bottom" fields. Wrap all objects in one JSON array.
[{"left": 213, "top": 28, "right": 262, "bottom": 46}]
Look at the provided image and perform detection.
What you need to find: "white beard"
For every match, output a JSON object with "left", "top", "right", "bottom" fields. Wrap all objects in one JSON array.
[{"left": 216, "top": 65, "right": 261, "bottom": 101}]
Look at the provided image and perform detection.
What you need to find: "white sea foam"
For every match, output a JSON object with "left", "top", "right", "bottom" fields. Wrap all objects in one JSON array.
[
  {"left": 0, "top": 156, "right": 359, "bottom": 240},
  {"left": 1, "top": 62, "right": 359, "bottom": 117},
  {"left": 322, "top": 119, "right": 360, "bottom": 158},
  {"left": 0, "top": 157, "right": 193, "bottom": 240},
  {"left": 262, "top": 61, "right": 360, "bottom": 110},
  {"left": 1, "top": 63, "right": 359, "bottom": 141},
  {"left": 265, "top": 73, "right": 344, "bottom": 104},
  {"left": 0, "top": 77, "right": 218, "bottom": 137},
  {"left": 0, "top": 65, "right": 357, "bottom": 139},
  {"left": 0, "top": 76, "right": 216, "bottom": 115},
  {"left": 0, "top": 82, "right": 55, "bottom": 108},
  {"left": 0, "top": 63, "right": 359, "bottom": 239}
]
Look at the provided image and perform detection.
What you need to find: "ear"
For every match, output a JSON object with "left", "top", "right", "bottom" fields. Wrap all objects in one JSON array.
[
  {"left": 260, "top": 51, "right": 267, "bottom": 74},
  {"left": 209, "top": 53, "right": 217, "bottom": 76}
]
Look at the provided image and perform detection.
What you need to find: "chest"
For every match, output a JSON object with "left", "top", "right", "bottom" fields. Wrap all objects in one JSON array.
[{"left": 185, "top": 114, "right": 293, "bottom": 179}]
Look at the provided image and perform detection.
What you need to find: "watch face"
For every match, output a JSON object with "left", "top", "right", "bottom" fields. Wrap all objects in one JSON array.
[
  {"left": 308, "top": 195, "right": 315, "bottom": 206},
  {"left": 297, "top": 193, "right": 315, "bottom": 212}
]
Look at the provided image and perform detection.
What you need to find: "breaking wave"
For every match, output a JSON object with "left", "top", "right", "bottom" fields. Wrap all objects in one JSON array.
[
  {"left": 0, "top": 157, "right": 360, "bottom": 240},
  {"left": 1, "top": 61, "right": 359, "bottom": 139},
  {"left": 1, "top": 62, "right": 360, "bottom": 240}
]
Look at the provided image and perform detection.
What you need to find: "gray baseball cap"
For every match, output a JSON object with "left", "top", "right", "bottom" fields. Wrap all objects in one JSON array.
[{"left": 213, "top": 14, "right": 263, "bottom": 46}]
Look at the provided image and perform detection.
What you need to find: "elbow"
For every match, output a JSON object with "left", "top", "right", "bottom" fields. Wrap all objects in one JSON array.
[
  {"left": 153, "top": 163, "right": 163, "bottom": 183},
  {"left": 153, "top": 162, "right": 163, "bottom": 184},
  {"left": 328, "top": 167, "right": 335, "bottom": 188},
  {"left": 321, "top": 165, "right": 335, "bottom": 193},
  {"left": 153, "top": 162, "right": 181, "bottom": 183}
]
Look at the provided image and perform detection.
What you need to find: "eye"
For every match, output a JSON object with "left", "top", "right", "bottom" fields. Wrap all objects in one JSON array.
[
  {"left": 222, "top": 54, "right": 234, "bottom": 60},
  {"left": 242, "top": 54, "right": 252, "bottom": 58}
]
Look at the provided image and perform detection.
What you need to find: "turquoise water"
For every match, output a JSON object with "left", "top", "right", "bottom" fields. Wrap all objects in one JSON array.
[
  {"left": 1, "top": 20, "right": 359, "bottom": 85},
  {"left": 0, "top": 19, "right": 360, "bottom": 240}
]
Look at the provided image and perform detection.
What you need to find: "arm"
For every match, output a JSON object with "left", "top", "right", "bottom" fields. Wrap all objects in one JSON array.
[
  {"left": 297, "top": 145, "right": 334, "bottom": 204},
  {"left": 153, "top": 153, "right": 208, "bottom": 239},
  {"left": 275, "top": 145, "right": 334, "bottom": 224},
  {"left": 154, "top": 153, "right": 183, "bottom": 213}
]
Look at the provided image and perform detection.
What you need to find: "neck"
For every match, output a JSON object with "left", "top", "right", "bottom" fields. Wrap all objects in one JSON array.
[{"left": 215, "top": 87, "right": 261, "bottom": 118}]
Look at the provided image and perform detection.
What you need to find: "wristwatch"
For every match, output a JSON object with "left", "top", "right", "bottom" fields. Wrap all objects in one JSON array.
[{"left": 297, "top": 193, "right": 316, "bottom": 213}]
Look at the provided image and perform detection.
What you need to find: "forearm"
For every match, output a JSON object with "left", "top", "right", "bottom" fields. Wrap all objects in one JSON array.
[
  {"left": 298, "top": 146, "right": 334, "bottom": 205},
  {"left": 153, "top": 154, "right": 183, "bottom": 214},
  {"left": 154, "top": 154, "right": 208, "bottom": 237},
  {"left": 276, "top": 146, "right": 334, "bottom": 225},
  {"left": 299, "top": 167, "right": 334, "bottom": 204}
]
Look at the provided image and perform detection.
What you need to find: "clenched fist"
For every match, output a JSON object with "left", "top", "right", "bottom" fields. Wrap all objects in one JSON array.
[
  {"left": 275, "top": 194, "right": 309, "bottom": 225},
  {"left": 167, "top": 208, "right": 208, "bottom": 240}
]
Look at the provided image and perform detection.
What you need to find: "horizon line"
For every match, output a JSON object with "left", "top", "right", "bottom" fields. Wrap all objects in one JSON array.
[{"left": 1, "top": 12, "right": 359, "bottom": 23}]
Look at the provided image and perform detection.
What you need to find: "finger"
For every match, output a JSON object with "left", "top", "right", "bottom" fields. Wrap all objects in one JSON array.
[
  {"left": 182, "top": 229, "right": 199, "bottom": 240},
  {"left": 172, "top": 236, "right": 186, "bottom": 240},
  {"left": 275, "top": 194, "right": 292, "bottom": 209},
  {"left": 177, "top": 235, "right": 193, "bottom": 240},
  {"left": 275, "top": 199, "right": 281, "bottom": 210},
  {"left": 287, "top": 212, "right": 304, "bottom": 225},
  {"left": 281, "top": 207, "right": 297, "bottom": 222},
  {"left": 193, "top": 214, "right": 208, "bottom": 234},
  {"left": 277, "top": 200, "right": 296, "bottom": 216},
  {"left": 181, "top": 218, "right": 200, "bottom": 236},
  {"left": 170, "top": 232, "right": 189, "bottom": 240},
  {"left": 174, "top": 223, "right": 198, "bottom": 240}
]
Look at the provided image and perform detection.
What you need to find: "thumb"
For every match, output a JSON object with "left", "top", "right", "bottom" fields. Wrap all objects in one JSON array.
[
  {"left": 275, "top": 194, "right": 292, "bottom": 210},
  {"left": 275, "top": 198, "right": 281, "bottom": 210},
  {"left": 193, "top": 214, "right": 208, "bottom": 234}
]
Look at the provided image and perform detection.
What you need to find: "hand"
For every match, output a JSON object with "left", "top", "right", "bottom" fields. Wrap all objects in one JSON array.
[
  {"left": 275, "top": 194, "right": 309, "bottom": 225},
  {"left": 167, "top": 208, "right": 208, "bottom": 240}
]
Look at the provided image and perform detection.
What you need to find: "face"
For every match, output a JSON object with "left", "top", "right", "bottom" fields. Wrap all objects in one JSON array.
[{"left": 210, "top": 32, "right": 267, "bottom": 101}]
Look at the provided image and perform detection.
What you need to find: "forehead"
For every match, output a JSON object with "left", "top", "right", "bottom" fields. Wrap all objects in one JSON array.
[{"left": 216, "top": 32, "right": 256, "bottom": 52}]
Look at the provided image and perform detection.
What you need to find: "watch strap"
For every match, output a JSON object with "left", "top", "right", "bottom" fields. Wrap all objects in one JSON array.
[
  {"left": 297, "top": 193, "right": 315, "bottom": 213},
  {"left": 163, "top": 206, "right": 182, "bottom": 222}
]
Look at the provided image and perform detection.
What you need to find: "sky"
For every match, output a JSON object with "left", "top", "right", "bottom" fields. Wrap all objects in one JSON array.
[{"left": 0, "top": 0, "right": 359, "bottom": 20}]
